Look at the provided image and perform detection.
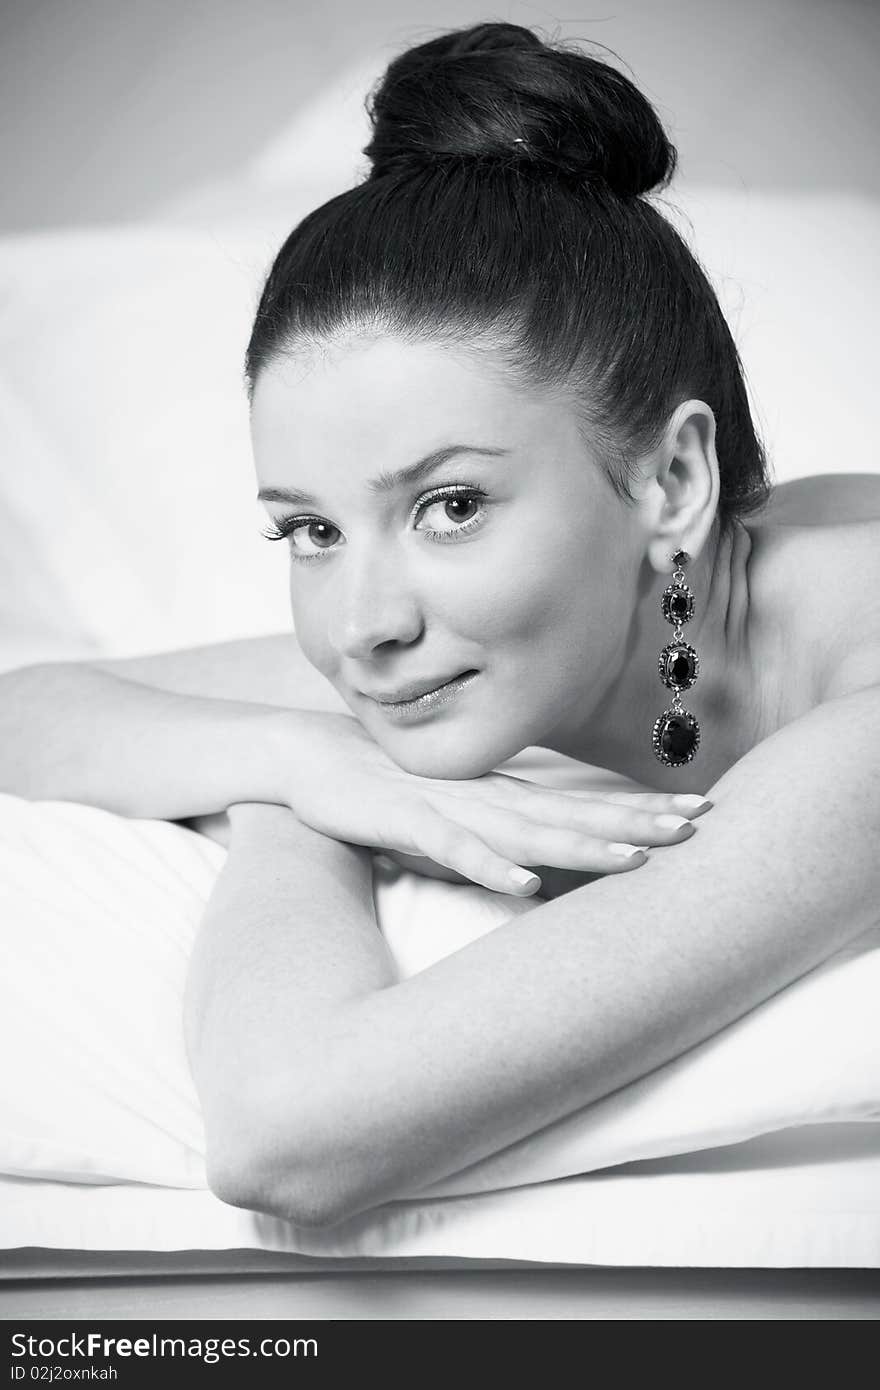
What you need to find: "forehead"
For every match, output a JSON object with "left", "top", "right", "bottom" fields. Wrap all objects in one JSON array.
[{"left": 249, "top": 336, "right": 572, "bottom": 472}]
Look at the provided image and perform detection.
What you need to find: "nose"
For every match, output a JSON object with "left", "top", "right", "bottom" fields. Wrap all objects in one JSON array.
[{"left": 327, "top": 541, "right": 424, "bottom": 660}]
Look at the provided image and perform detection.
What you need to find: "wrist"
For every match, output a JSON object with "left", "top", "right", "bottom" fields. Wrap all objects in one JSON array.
[
  {"left": 246, "top": 704, "right": 327, "bottom": 811},
  {"left": 253, "top": 705, "right": 364, "bottom": 817},
  {"left": 163, "top": 699, "right": 305, "bottom": 817},
  {"left": 226, "top": 800, "right": 295, "bottom": 833}
]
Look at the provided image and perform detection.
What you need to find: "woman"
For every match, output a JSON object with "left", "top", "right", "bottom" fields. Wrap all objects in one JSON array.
[{"left": 1, "top": 21, "right": 878, "bottom": 1230}]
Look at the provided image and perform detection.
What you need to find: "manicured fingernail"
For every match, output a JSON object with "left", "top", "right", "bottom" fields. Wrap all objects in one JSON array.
[
  {"left": 608, "top": 842, "right": 644, "bottom": 858},
  {"left": 655, "top": 814, "right": 691, "bottom": 830},
  {"left": 509, "top": 867, "right": 541, "bottom": 891},
  {"left": 675, "top": 795, "right": 713, "bottom": 812}
]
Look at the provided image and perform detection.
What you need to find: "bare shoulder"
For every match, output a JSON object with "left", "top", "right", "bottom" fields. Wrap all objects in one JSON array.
[
  {"left": 750, "top": 498, "right": 880, "bottom": 709},
  {"left": 813, "top": 518, "right": 880, "bottom": 700},
  {"left": 761, "top": 472, "right": 880, "bottom": 527}
]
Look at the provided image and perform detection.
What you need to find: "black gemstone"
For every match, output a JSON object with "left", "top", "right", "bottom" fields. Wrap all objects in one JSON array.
[
  {"left": 661, "top": 585, "right": 694, "bottom": 626},
  {"left": 661, "top": 714, "right": 698, "bottom": 759},
  {"left": 670, "top": 652, "right": 693, "bottom": 684},
  {"left": 671, "top": 549, "right": 690, "bottom": 567}
]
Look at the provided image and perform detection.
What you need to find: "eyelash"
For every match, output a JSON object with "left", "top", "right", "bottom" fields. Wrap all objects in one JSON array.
[{"left": 261, "top": 484, "right": 489, "bottom": 562}]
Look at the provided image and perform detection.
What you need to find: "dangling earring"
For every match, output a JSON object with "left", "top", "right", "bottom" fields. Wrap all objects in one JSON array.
[{"left": 652, "top": 547, "right": 701, "bottom": 767}]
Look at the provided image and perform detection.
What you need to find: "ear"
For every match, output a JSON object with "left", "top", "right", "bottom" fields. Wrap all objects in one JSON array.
[{"left": 643, "top": 400, "right": 721, "bottom": 575}]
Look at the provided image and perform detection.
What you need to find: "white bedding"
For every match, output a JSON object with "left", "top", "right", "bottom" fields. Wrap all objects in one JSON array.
[
  {"left": 4, "top": 1125, "right": 879, "bottom": 1268},
  {"left": 1, "top": 744, "right": 879, "bottom": 1216}
]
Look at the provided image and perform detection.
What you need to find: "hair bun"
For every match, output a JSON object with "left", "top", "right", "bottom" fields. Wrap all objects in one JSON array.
[{"left": 364, "top": 22, "right": 676, "bottom": 199}]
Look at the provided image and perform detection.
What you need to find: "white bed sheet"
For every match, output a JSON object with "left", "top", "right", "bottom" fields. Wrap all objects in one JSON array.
[
  {"left": 4, "top": 785, "right": 880, "bottom": 1201},
  {"left": 3, "top": 1124, "right": 879, "bottom": 1271}
]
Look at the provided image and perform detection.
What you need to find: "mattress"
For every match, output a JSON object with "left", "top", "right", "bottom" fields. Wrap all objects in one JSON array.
[{"left": 3, "top": 1261, "right": 879, "bottom": 1322}]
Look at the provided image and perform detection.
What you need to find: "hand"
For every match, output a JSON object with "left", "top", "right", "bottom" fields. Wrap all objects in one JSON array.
[{"left": 273, "top": 710, "right": 712, "bottom": 897}]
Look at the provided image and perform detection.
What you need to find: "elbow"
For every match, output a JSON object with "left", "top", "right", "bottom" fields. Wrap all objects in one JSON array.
[
  {"left": 207, "top": 1159, "right": 362, "bottom": 1231},
  {"left": 203, "top": 1115, "right": 380, "bottom": 1232}
]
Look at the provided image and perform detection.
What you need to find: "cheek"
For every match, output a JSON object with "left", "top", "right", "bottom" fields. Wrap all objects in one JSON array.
[
  {"left": 444, "top": 538, "right": 599, "bottom": 649},
  {"left": 288, "top": 578, "right": 334, "bottom": 674},
  {"left": 462, "top": 531, "right": 630, "bottom": 725}
]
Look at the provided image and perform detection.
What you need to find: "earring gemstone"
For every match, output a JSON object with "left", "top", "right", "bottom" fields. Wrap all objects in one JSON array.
[
  {"left": 663, "top": 713, "right": 698, "bottom": 757},
  {"left": 652, "top": 708, "right": 701, "bottom": 766},
  {"left": 658, "top": 642, "right": 699, "bottom": 691},
  {"left": 661, "top": 584, "right": 694, "bottom": 625}
]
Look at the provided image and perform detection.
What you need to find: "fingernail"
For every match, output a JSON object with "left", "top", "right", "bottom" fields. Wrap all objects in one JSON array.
[
  {"left": 674, "top": 795, "right": 713, "bottom": 813},
  {"left": 608, "top": 842, "right": 644, "bottom": 859},
  {"left": 509, "top": 867, "right": 542, "bottom": 891},
  {"left": 655, "top": 814, "right": 691, "bottom": 830}
]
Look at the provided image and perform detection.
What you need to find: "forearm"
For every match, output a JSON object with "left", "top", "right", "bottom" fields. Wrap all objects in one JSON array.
[
  {"left": 0, "top": 661, "right": 297, "bottom": 818},
  {"left": 184, "top": 803, "right": 396, "bottom": 1209}
]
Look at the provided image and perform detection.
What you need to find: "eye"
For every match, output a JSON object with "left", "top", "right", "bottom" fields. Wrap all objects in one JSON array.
[
  {"left": 261, "top": 516, "right": 343, "bottom": 560},
  {"left": 412, "top": 486, "right": 488, "bottom": 539}
]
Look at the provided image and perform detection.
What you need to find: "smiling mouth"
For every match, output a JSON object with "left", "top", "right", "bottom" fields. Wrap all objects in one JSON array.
[{"left": 366, "top": 670, "right": 479, "bottom": 718}]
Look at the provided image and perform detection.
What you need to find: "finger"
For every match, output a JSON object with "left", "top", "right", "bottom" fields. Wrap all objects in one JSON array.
[
  {"left": 445, "top": 791, "right": 698, "bottom": 850},
  {"left": 463, "top": 774, "right": 712, "bottom": 822},
  {"left": 602, "top": 791, "right": 714, "bottom": 818},
  {"left": 421, "top": 803, "right": 648, "bottom": 875},
  {"left": 452, "top": 809, "right": 652, "bottom": 874},
  {"left": 412, "top": 808, "right": 544, "bottom": 897}
]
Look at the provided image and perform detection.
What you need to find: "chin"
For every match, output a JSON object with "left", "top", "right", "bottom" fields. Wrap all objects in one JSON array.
[{"left": 379, "top": 725, "right": 524, "bottom": 781}]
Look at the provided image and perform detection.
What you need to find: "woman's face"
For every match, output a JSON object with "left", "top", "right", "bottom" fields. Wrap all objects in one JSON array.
[{"left": 251, "top": 335, "right": 643, "bottom": 778}]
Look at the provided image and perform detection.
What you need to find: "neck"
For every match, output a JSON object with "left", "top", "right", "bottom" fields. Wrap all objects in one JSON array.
[{"left": 544, "top": 519, "right": 758, "bottom": 793}]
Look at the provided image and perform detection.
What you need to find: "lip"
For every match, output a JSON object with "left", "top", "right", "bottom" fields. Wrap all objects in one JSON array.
[
  {"left": 365, "top": 671, "right": 476, "bottom": 704},
  {"left": 363, "top": 670, "right": 479, "bottom": 720}
]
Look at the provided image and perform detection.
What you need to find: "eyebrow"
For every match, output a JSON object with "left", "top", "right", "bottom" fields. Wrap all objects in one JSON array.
[{"left": 257, "top": 444, "right": 511, "bottom": 508}]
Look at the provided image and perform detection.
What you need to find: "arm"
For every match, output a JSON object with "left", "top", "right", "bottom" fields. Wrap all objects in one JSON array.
[
  {"left": 0, "top": 636, "right": 708, "bottom": 890},
  {"left": 185, "top": 683, "right": 880, "bottom": 1229},
  {"left": 0, "top": 634, "right": 346, "bottom": 816}
]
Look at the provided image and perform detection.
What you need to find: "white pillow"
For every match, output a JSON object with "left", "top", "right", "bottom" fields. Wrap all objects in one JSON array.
[
  {"left": 1, "top": 750, "right": 878, "bottom": 1196},
  {"left": 0, "top": 226, "right": 291, "bottom": 670}
]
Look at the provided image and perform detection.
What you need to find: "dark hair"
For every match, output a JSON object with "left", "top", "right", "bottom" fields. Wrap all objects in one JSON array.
[{"left": 245, "top": 21, "right": 772, "bottom": 535}]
